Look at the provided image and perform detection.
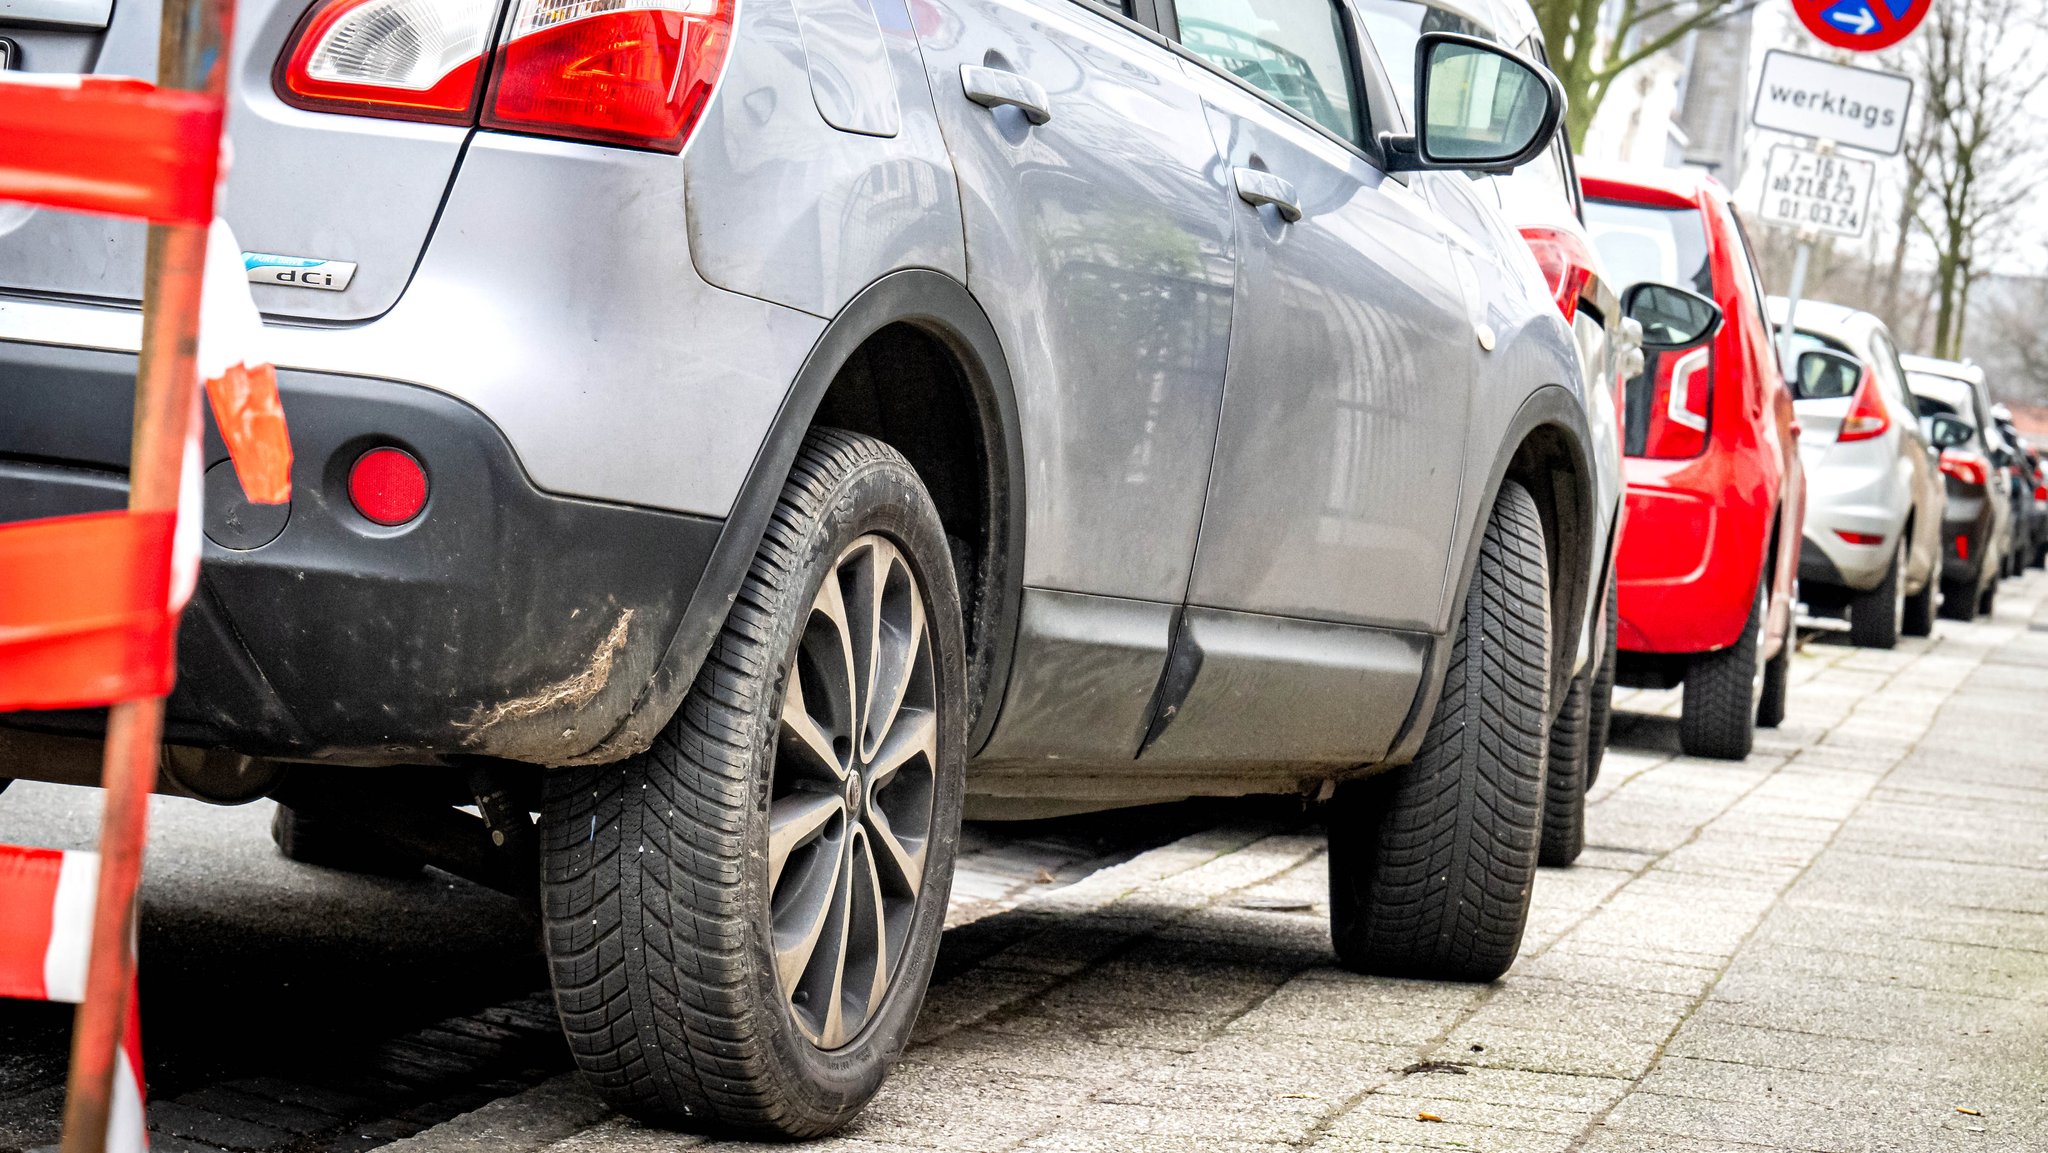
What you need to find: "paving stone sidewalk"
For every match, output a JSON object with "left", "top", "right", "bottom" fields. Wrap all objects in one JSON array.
[{"left": 393, "top": 573, "right": 2048, "bottom": 1153}]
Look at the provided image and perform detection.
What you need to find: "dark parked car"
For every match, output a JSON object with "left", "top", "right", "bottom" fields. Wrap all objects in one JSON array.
[{"left": 1901, "top": 360, "right": 2012, "bottom": 620}]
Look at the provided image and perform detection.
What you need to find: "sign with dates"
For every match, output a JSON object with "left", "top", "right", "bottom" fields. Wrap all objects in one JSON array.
[{"left": 1758, "top": 144, "right": 1875, "bottom": 239}]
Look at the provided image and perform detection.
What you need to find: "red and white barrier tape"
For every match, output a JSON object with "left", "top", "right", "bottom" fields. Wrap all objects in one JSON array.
[{"left": 1, "top": 845, "right": 149, "bottom": 1152}]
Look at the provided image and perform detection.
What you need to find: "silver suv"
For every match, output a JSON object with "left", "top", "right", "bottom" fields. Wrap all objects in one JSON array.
[{"left": 2, "top": 0, "right": 1607, "bottom": 1134}]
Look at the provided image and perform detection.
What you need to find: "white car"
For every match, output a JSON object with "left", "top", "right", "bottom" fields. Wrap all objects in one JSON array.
[{"left": 1771, "top": 298, "right": 1945, "bottom": 646}]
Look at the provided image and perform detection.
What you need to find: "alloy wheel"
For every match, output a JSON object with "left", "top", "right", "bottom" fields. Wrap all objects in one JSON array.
[{"left": 768, "top": 534, "right": 938, "bottom": 1050}]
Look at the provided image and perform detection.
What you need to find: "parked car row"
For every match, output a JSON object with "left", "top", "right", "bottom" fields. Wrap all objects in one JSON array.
[{"left": 0, "top": 0, "right": 2023, "bottom": 1137}]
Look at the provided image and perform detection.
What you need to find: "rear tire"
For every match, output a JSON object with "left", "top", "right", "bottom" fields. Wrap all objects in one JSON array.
[
  {"left": 270, "top": 804, "right": 424, "bottom": 878},
  {"left": 1585, "top": 582, "right": 1618, "bottom": 790},
  {"left": 1940, "top": 577, "right": 1978, "bottom": 621},
  {"left": 1847, "top": 539, "right": 1904, "bottom": 649},
  {"left": 1979, "top": 579, "right": 1997, "bottom": 617},
  {"left": 1329, "top": 481, "right": 1550, "bottom": 982},
  {"left": 1539, "top": 671, "right": 1589, "bottom": 868},
  {"left": 1679, "top": 584, "right": 1761, "bottom": 760},
  {"left": 1755, "top": 633, "right": 1790, "bottom": 729},
  {"left": 1902, "top": 574, "right": 1936, "bottom": 638},
  {"left": 538, "top": 429, "right": 967, "bottom": 1138}
]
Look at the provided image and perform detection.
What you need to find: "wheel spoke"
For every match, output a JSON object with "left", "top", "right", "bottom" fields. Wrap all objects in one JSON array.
[
  {"left": 773, "top": 832, "right": 844, "bottom": 999},
  {"left": 814, "top": 563, "right": 862, "bottom": 750},
  {"left": 815, "top": 842, "right": 857, "bottom": 1049},
  {"left": 779, "top": 667, "right": 845, "bottom": 781},
  {"left": 850, "top": 832, "right": 891, "bottom": 1031},
  {"left": 864, "top": 552, "right": 926, "bottom": 764},
  {"left": 865, "top": 803, "right": 925, "bottom": 900},
  {"left": 867, "top": 706, "right": 936, "bottom": 793},
  {"left": 768, "top": 791, "right": 841, "bottom": 892}
]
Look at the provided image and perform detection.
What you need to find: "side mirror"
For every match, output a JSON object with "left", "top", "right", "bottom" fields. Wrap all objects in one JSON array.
[
  {"left": 1382, "top": 33, "right": 1564, "bottom": 174},
  {"left": 1793, "top": 349, "right": 1862, "bottom": 401},
  {"left": 1622, "top": 283, "right": 1722, "bottom": 350},
  {"left": 1927, "top": 413, "right": 1975, "bottom": 450}
]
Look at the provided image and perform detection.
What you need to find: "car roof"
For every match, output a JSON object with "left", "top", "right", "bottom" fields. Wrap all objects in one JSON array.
[
  {"left": 1577, "top": 160, "right": 1720, "bottom": 209},
  {"left": 1767, "top": 296, "right": 1880, "bottom": 345},
  {"left": 1904, "top": 370, "right": 1974, "bottom": 411},
  {"left": 1900, "top": 354, "right": 1985, "bottom": 387}
]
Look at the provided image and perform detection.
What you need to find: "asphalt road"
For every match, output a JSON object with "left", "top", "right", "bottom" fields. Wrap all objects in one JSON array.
[{"left": 3, "top": 571, "right": 2045, "bottom": 1152}]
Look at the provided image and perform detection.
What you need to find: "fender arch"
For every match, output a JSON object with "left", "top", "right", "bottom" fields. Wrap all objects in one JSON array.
[
  {"left": 575, "top": 269, "right": 1026, "bottom": 764},
  {"left": 1381, "top": 384, "right": 1597, "bottom": 767}
]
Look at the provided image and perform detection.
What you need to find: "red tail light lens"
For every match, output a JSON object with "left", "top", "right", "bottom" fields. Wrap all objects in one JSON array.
[
  {"left": 277, "top": 0, "right": 498, "bottom": 123},
  {"left": 1837, "top": 376, "right": 1890, "bottom": 442},
  {"left": 349, "top": 448, "right": 429, "bottom": 525},
  {"left": 1625, "top": 345, "right": 1712, "bottom": 459},
  {"left": 1940, "top": 449, "right": 1990, "bottom": 487},
  {"left": 1834, "top": 530, "right": 1885, "bottom": 546},
  {"left": 483, "top": 0, "right": 735, "bottom": 152},
  {"left": 1517, "top": 226, "right": 1597, "bottom": 324},
  {"left": 2033, "top": 483, "right": 2046, "bottom": 501}
]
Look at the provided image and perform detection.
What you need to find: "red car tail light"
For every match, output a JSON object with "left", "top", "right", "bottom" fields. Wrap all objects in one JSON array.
[
  {"left": 278, "top": 0, "right": 499, "bottom": 123},
  {"left": 1940, "top": 449, "right": 1990, "bottom": 487},
  {"left": 483, "top": 0, "right": 735, "bottom": 152},
  {"left": 1625, "top": 345, "right": 1712, "bottom": 459},
  {"left": 1517, "top": 226, "right": 1597, "bottom": 324},
  {"left": 1837, "top": 375, "right": 1890, "bottom": 442},
  {"left": 2034, "top": 483, "right": 2046, "bottom": 502},
  {"left": 1834, "top": 529, "right": 1884, "bottom": 546}
]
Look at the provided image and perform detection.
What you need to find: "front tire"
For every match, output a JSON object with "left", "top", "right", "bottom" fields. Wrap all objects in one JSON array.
[
  {"left": 1680, "top": 584, "right": 1761, "bottom": 760},
  {"left": 1848, "top": 538, "right": 1904, "bottom": 649},
  {"left": 539, "top": 430, "right": 966, "bottom": 1138},
  {"left": 1940, "top": 576, "right": 1978, "bottom": 622},
  {"left": 1329, "top": 481, "right": 1550, "bottom": 982}
]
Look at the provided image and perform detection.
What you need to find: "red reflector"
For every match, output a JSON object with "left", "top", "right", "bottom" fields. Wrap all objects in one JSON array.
[
  {"left": 348, "top": 448, "right": 428, "bottom": 525},
  {"left": 1955, "top": 535, "right": 1970, "bottom": 561},
  {"left": 484, "top": 0, "right": 736, "bottom": 152},
  {"left": 2035, "top": 483, "right": 2046, "bottom": 502},
  {"left": 1834, "top": 530, "right": 1885, "bottom": 546}
]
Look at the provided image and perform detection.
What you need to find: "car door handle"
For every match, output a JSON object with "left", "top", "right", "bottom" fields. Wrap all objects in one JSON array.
[
  {"left": 1233, "top": 167, "right": 1302, "bottom": 222},
  {"left": 960, "top": 65, "right": 1052, "bottom": 125}
]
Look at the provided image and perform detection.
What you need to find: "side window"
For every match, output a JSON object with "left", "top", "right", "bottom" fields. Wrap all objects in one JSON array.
[
  {"left": 1176, "top": 0, "right": 1364, "bottom": 144},
  {"left": 1353, "top": 0, "right": 1489, "bottom": 124}
]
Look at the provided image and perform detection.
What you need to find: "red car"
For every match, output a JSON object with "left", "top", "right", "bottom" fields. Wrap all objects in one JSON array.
[{"left": 1580, "top": 164, "right": 1806, "bottom": 761}]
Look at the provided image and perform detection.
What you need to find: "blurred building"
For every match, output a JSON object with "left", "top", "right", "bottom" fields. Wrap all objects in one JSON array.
[{"left": 1580, "top": 5, "right": 1757, "bottom": 185}]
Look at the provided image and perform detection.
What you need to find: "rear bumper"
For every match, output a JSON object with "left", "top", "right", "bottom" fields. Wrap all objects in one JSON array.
[
  {"left": 1, "top": 342, "right": 720, "bottom": 765},
  {"left": 1613, "top": 457, "right": 1771, "bottom": 656}
]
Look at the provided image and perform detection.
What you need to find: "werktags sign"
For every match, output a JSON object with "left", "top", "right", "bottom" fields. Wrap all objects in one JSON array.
[{"left": 1752, "top": 50, "right": 1915, "bottom": 155}]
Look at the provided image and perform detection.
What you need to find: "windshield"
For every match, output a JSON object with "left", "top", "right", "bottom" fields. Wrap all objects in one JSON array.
[{"left": 1585, "top": 199, "right": 1713, "bottom": 298}]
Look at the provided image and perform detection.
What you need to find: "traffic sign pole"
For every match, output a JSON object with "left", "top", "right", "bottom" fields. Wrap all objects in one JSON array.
[{"left": 1778, "top": 237, "right": 1816, "bottom": 382}]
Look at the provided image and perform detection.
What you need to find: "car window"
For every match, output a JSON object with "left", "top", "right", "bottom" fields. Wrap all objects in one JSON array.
[
  {"left": 1584, "top": 198, "right": 1713, "bottom": 297},
  {"left": 1176, "top": 0, "right": 1364, "bottom": 144},
  {"left": 1353, "top": 0, "right": 1489, "bottom": 124},
  {"left": 1906, "top": 374, "right": 1970, "bottom": 422}
]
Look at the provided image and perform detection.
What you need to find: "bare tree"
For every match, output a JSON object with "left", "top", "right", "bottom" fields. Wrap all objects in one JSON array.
[
  {"left": 1533, "top": 0, "right": 1759, "bottom": 142},
  {"left": 1888, "top": 0, "right": 2048, "bottom": 359}
]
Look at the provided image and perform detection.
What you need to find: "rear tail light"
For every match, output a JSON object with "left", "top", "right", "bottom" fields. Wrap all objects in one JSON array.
[
  {"left": 1517, "top": 226, "right": 1597, "bottom": 324},
  {"left": 1837, "top": 375, "right": 1890, "bottom": 442},
  {"left": 1955, "top": 534, "right": 1970, "bottom": 561},
  {"left": 2033, "top": 483, "right": 2046, "bottom": 502},
  {"left": 278, "top": 0, "right": 498, "bottom": 123},
  {"left": 1940, "top": 449, "right": 1990, "bottom": 487},
  {"left": 1623, "top": 346, "right": 1712, "bottom": 459},
  {"left": 1834, "top": 530, "right": 1884, "bottom": 546},
  {"left": 482, "top": 0, "right": 734, "bottom": 151},
  {"left": 277, "top": 0, "right": 733, "bottom": 153}
]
